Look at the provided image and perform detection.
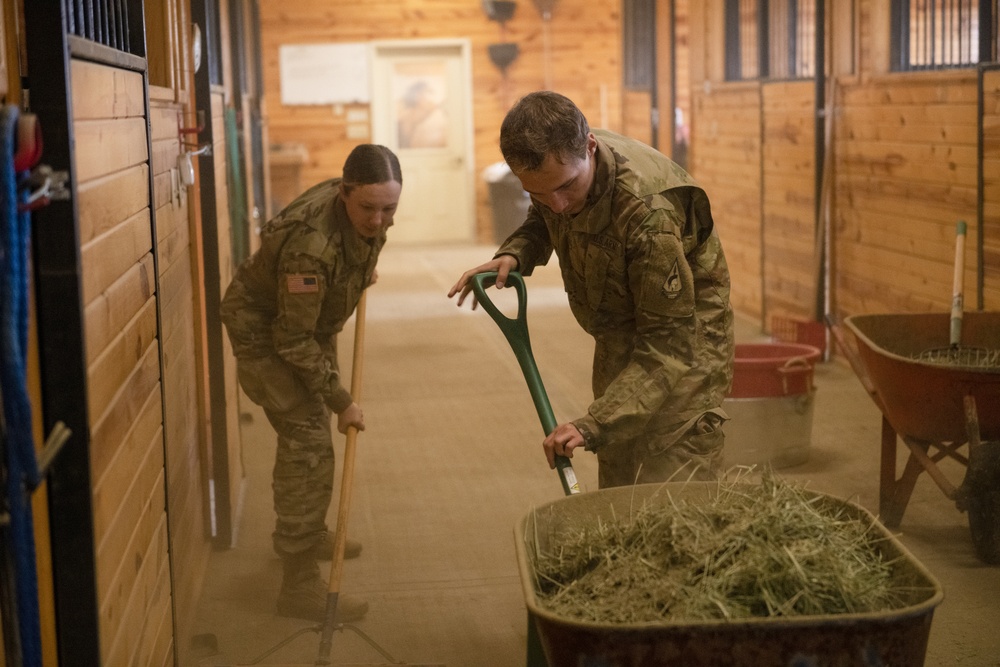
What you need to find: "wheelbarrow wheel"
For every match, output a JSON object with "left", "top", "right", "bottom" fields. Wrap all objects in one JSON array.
[{"left": 961, "top": 441, "right": 1000, "bottom": 565}]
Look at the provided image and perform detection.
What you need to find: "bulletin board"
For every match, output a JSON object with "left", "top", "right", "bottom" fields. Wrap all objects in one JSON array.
[{"left": 279, "top": 43, "right": 371, "bottom": 105}]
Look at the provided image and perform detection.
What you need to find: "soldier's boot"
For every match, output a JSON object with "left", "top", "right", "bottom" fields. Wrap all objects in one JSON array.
[
  {"left": 306, "top": 530, "right": 362, "bottom": 561},
  {"left": 276, "top": 557, "right": 369, "bottom": 623}
]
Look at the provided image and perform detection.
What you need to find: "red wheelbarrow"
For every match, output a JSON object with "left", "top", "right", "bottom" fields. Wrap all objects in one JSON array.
[{"left": 828, "top": 311, "right": 1000, "bottom": 564}]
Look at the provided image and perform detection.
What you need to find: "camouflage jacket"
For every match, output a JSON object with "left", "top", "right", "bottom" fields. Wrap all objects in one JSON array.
[
  {"left": 496, "top": 129, "right": 735, "bottom": 451},
  {"left": 220, "top": 179, "right": 384, "bottom": 413}
]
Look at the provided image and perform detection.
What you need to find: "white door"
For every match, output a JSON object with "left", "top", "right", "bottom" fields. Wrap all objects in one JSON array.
[{"left": 371, "top": 39, "right": 475, "bottom": 244}]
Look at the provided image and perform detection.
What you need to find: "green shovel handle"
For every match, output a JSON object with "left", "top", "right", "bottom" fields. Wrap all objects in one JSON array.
[{"left": 471, "top": 271, "right": 580, "bottom": 496}]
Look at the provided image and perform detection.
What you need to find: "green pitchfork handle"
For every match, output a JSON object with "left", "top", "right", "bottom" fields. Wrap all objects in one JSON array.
[{"left": 470, "top": 271, "right": 581, "bottom": 496}]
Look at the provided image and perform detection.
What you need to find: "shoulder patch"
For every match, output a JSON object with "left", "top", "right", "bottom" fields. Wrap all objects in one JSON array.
[
  {"left": 286, "top": 274, "right": 319, "bottom": 294},
  {"left": 663, "top": 260, "right": 682, "bottom": 298},
  {"left": 639, "top": 233, "right": 695, "bottom": 317}
]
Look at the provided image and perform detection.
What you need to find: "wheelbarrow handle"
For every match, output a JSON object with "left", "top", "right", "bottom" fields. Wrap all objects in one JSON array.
[
  {"left": 471, "top": 271, "right": 581, "bottom": 496},
  {"left": 825, "top": 313, "right": 883, "bottom": 409}
]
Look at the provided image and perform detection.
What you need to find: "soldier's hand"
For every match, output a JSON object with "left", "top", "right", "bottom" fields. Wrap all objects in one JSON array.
[
  {"left": 447, "top": 255, "right": 519, "bottom": 309},
  {"left": 543, "top": 423, "right": 585, "bottom": 469},
  {"left": 337, "top": 402, "right": 365, "bottom": 434}
]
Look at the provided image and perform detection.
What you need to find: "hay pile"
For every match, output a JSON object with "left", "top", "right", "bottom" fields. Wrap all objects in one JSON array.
[{"left": 530, "top": 475, "right": 911, "bottom": 624}]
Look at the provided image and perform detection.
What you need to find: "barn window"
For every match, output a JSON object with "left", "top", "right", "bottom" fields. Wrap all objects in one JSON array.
[
  {"left": 725, "top": 0, "right": 817, "bottom": 81},
  {"left": 624, "top": 0, "right": 656, "bottom": 89},
  {"left": 64, "top": 0, "right": 142, "bottom": 55},
  {"left": 890, "top": 0, "right": 997, "bottom": 70}
]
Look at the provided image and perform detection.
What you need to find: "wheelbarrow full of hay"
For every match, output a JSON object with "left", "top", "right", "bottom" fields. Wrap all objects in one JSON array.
[
  {"left": 515, "top": 482, "right": 944, "bottom": 667},
  {"left": 828, "top": 310, "right": 1000, "bottom": 564}
]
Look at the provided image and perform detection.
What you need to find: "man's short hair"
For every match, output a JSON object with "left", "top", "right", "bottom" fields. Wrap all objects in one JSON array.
[{"left": 500, "top": 91, "right": 590, "bottom": 172}]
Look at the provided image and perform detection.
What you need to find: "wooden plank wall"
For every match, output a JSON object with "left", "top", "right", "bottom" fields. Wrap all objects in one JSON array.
[
  {"left": 686, "top": 0, "right": 998, "bottom": 331},
  {"left": 72, "top": 58, "right": 173, "bottom": 667},
  {"left": 981, "top": 68, "right": 1000, "bottom": 308},
  {"left": 258, "top": 0, "right": 622, "bottom": 242},
  {"left": 691, "top": 83, "right": 764, "bottom": 320},
  {"left": 761, "top": 80, "right": 817, "bottom": 323},
  {"left": 149, "top": 84, "right": 213, "bottom": 664},
  {"left": 622, "top": 89, "right": 652, "bottom": 145},
  {"left": 834, "top": 72, "right": 984, "bottom": 316}
]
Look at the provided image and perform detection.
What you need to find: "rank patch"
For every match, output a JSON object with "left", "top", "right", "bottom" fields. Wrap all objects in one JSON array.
[{"left": 286, "top": 274, "right": 319, "bottom": 294}]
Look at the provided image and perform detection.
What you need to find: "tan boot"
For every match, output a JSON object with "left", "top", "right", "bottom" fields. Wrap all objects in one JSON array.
[
  {"left": 276, "top": 558, "right": 369, "bottom": 623},
  {"left": 307, "top": 530, "right": 362, "bottom": 561}
]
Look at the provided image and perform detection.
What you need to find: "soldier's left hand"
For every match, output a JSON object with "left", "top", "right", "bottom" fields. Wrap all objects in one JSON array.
[
  {"left": 337, "top": 402, "right": 365, "bottom": 434},
  {"left": 542, "top": 423, "right": 585, "bottom": 468}
]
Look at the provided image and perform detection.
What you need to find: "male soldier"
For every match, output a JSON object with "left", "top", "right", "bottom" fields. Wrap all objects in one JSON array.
[
  {"left": 221, "top": 144, "right": 402, "bottom": 622},
  {"left": 450, "top": 91, "right": 734, "bottom": 488}
]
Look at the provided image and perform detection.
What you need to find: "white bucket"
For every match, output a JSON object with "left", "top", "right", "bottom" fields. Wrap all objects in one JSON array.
[{"left": 722, "top": 390, "right": 815, "bottom": 469}]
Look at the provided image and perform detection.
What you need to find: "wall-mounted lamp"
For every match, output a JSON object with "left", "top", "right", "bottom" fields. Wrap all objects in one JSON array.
[
  {"left": 483, "top": 0, "right": 517, "bottom": 25},
  {"left": 488, "top": 43, "right": 520, "bottom": 76}
]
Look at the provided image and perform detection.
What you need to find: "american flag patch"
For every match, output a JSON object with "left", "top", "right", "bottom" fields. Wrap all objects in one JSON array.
[{"left": 286, "top": 274, "right": 319, "bottom": 294}]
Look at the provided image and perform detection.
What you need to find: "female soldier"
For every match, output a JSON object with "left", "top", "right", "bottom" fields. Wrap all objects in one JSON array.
[{"left": 221, "top": 144, "right": 402, "bottom": 623}]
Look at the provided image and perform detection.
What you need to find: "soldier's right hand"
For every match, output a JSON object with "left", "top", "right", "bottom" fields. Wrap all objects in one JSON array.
[
  {"left": 447, "top": 254, "right": 519, "bottom": 309},
  {"left": 337, "top": 402, "right": 365, "bottom": 434}
]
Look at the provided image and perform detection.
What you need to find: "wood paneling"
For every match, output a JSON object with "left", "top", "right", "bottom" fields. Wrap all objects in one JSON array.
[
  {"left": 73, "top": 57, "right": 173, "bottom": 667},
  {"left": 984, "top": 69, "right": 1000, "bottom": 308},
  {"left": 259, "top": 0, "right": 622, "bottom": 242},
  {"left": 685, "top": 0, "right": 996, "bottom": 334},
  {"left": 73, "top": 117, "right": 149, "bottom": 182},
  {"left": 762, "top": 80, "right": 817, "bottom": 324},
  {"left": 622, "top": 89, "right": 652, "bottom": 145},
  {"left": 71, "top": 59, "right": 146, "bottom": 119},
  {"left": 691, "top": 84, "right": 763, "bottom": 320},
  {"left": 833, "top": 71, "right": 984, "bottom": 318},
  {"left": 149, "top": 91, "right": 213, "bottom": 661}
]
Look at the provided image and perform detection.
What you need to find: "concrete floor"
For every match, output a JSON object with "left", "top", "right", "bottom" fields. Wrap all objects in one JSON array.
[{"left": 190, "top": 244, "right": 1000, "bottom": 667}]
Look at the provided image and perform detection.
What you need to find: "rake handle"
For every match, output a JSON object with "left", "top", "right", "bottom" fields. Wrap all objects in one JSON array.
[{"left": 950, "top": 221, "right": 967, "bottom": 348}]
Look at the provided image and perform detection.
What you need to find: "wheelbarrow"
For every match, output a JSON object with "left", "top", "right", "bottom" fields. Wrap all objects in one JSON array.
[{"left": 828, "top": 311, "right": 1000, "bottom": 564}]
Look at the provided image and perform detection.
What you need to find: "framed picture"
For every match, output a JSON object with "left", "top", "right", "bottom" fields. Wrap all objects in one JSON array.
[{"left": 391, "top": 60, "right": 449, "bottom": 149}]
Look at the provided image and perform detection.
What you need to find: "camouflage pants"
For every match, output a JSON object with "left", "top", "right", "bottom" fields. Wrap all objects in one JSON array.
[
  {"left": 236, "top": 356, "right": 333, "bottom": 557},
  {"left": 596, "top": 411, "right": 725, "bottom": 488}
]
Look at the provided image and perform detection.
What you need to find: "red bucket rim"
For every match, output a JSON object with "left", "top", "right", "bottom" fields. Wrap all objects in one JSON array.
[{"left": 734, "top": 342, "right": 822, "bottom": 366}]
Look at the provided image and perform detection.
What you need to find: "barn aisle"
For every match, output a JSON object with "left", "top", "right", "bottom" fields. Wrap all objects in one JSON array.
[{"left": 189, "top": 243, "right": 1000, "bottom": 667}]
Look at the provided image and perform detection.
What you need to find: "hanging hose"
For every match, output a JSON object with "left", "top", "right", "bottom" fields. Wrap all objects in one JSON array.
[{"left": 1, "top": 103, "right": 43, "bottom": 667}]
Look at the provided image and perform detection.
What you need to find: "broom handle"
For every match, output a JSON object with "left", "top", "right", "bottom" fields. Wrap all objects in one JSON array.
[
  {"left": 317, "top": 290, "right": 367, "bottom": 662},
  {"left": 950, "top": 221, "right": 966, "bottom": 348}
]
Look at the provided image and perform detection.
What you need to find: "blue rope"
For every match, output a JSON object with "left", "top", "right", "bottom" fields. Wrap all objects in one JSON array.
[{"left": 1, "top": 103, "right": 43, "bottom": 667}]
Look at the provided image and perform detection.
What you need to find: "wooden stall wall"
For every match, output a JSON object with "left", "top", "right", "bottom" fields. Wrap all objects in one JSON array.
[
  {"left": 149, "top": 84, "right": 212, "bottom": 662},
  {"left": 761, "top": 80, "right": 818, "bottom": 323},
  {"left": 622, "top": 89, "right": 653, "bottom": 145},
  {"left": 73, "top": 58, "right": 173, "bottom": 666},
  {"left": 684, "top": 0, "right": 997, "bottom": 329},
  {"left": 834, "top": 71, "right": 982, "bottom": 316},
  {"left": 690, "top": 83, "right": 765, "bottom": 320},
  {"left": 145, "top": 0, "right": 216, "bottom": 659},
  {"left": 986, "top": 68, "right": 1000, "bottom": 305},
  {"left": 258, "top": 0, "right": 622, "bottom": 242}
]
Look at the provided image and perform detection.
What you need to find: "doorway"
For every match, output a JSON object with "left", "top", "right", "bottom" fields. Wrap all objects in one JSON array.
[{"left": 370, "top": 39, "right": 475, "bottom": 244}]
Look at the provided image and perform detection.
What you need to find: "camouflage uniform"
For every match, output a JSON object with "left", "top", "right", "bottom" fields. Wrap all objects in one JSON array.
[
  {"left": 220, "top": 178, "right": 383, "bottom": 557},
  {"left": 496, "top": 130, "right": 735, "bottom": 488}
]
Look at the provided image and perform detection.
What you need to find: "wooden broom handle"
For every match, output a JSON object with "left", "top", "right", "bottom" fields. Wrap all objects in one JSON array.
[{"left": 329, "top": 289, "right": 367, "bottom": 594}]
